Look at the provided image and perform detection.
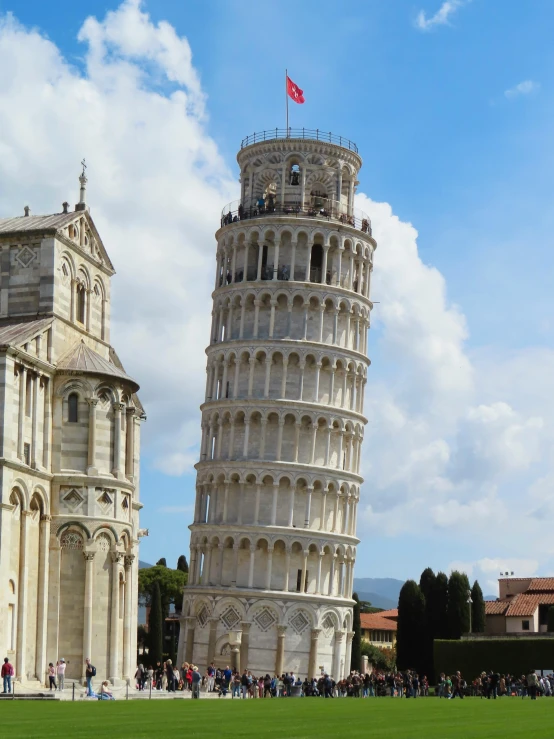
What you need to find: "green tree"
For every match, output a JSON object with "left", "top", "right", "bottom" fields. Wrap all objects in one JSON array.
[
  {"left": 419, "top": 567, "right": 436, "bottom": 602},
  {"left": 177, "top": 555, "right": 189, "bottom": 573},
  {"left": 156, "top": 557, "right": 167, "bottom": 567},
  {"left": 447, "top": 571, "right": 471, "bottom": 639},
  {"left": 361, "top": 641, "right": 396, "bottom": 672},
  {"left": 351, "top": 592, "right": 362, "bottom": 672},
  {"left": 148, "top": 580, "right": 163, "bottom": 666},
  {"left": 471, "top": 580, "right": 486, "bottom": 633},
  {"left": 139, "top": 565, "right": 187, "bottom": 617},
  {"left": 396, "top": 580, "right": 426, "bottom": 671},
  {"left": 419, "top": 568, "right": 436, "bottom": 679},
  {"left": 428, "top": 572, "right": 449, "bottom": 639}
]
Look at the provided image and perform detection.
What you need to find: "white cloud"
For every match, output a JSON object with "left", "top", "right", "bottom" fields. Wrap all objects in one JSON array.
[
  {"left": 415, "top": 0, "right": 469, "bottom": 31},
  {"left": 0, "top": 1, "right": 236, "bottom": 475},
  {"left": 504, "top": 80, "right": 540, "bottom": 99},
  {"left": 448, "top": 558, "right": 539, "bottom": 596}
]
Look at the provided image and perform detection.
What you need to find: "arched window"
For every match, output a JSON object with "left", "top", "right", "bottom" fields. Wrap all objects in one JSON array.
[
  {"left": 76, "top": 284, "right": 86, "bottom": 324},
  {"left": 68, "top": 392, "right": 78, "bottom": 423}
]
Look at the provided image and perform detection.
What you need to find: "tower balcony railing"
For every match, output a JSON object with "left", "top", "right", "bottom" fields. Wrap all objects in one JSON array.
[
  {"left": 220, "top": 197, "right": 372, "bottom": 236},
  {"left": 240, "top": 128, "right": 359, "bottom": 153}
]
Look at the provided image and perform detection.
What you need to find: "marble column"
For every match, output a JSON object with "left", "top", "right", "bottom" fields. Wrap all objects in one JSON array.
[
  {"left": 308, "top": 628, "right": 321, "bottom": 679},
  {"left": 109, "top": 552, "right": 123, "bottom": 681},
  {"left": 35, "top": 514, "right": 51, "bottom": 684},
  {"left": 207, "top": 617, "right": 219, "bottom": 664},
  {"left": 17, "top": 365, "right": 26, "bottom": 460},
  {"left": 112, "top": 403, "right": 124, "bottom": 478},
  {"left": 185, "top": 616, "right": 196, "bottom": 662},
  {"left": 125, "top": 407, "right": 135, "bottom": 479},
  {"left": 31, "top": 372, "right": 39, "bottom": 467},
  {"left": 15, "top": 511, "right": 30, "bottom": 679},
  {"left": 123, "top": 555, "right": 135, "bottom": 681},
  {"left": 266, "top": 546, "right": 273, "bottom": 589},
  {"left": 332, "top": 630, "right": 344, "bottom": 681},
  {"left": 248, "top": 544, "right": 256, "bottom": 587},
  {"left": 82, "top": 552, "right": 95, "bottom": 679},
  {"left": 275, "top": 625, "right": 287, "bottom": 675},
  {"left": 240, "top": 622, "right": 251, "bottom": 670},
  {"left": 345, "top": 631, "right": 355, "bottom": 677},
  {"left": 42, "top": 378, "right": 51, "bottom": 469},
  {"left": 86, "top": 398, "right": 99, "bottom": 474}
]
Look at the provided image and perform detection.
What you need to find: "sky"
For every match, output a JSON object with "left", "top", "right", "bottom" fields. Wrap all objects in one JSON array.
[{"left": 0, "top": 0, "right": 554, "bottom": 595}]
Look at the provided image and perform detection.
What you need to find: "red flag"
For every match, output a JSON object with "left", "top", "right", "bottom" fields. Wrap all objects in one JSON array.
[{"left": 286, "top": 76, "right": 305, "bottom": 104}]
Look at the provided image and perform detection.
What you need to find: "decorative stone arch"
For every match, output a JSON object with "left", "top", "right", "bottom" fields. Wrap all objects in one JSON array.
[
  {"left": 318, "top": 608, "right": 341, "bottom": 633},
  {"left": 91, "top": 524, "right": 120, "bottom": 545},
  {"left": 95, "top": 383, "right": 120, "bottom": 405},
  {"left": 10, "top": 479, "right": 30, "bottom": 510},
  {"left": 57, "top": 520, "right": 92, "bottom": 542},
  {"left": 30, "top": 485, "right": 49, "bottom": 515},
  {"left": 214, "top": 597, "right": 247, "bottom": 630},
  {"left": 55, "top": 377, "right": 94, "bottom": 401}
]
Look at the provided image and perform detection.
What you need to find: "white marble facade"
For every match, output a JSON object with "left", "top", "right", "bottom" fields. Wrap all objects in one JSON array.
[
  {"left": 178, "top": 131, "right": 376, "bottom": 679},
  {"left": 0, "top": 175, "right": 143, "bottom": 685}
]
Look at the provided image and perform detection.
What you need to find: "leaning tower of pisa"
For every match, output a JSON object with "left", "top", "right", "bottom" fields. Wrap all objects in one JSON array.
[{"left": 178, "top": 129, "right": 376, "bottom": 680}]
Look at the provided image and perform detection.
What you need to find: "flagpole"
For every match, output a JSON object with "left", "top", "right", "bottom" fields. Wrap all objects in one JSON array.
[{"left": 285, "top": 68, "right": 289, "bottom": 136}]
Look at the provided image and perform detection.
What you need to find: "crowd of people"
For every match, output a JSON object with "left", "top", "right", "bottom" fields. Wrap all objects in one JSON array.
[{"left": 129, "top": 662, "right": 554, "bottom": 701}]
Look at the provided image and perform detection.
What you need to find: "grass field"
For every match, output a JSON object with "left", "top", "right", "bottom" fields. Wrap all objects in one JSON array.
[{"left": 1, "top": 698, "right": 552, "bottom": 738}]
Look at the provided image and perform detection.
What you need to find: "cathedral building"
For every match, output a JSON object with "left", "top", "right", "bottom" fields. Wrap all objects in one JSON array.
[
  {"left": 0, "top": 171, "right": 143, "bottom": 685},
  {"left": 178, "top": 129, "right": 375, "bottom": 679}
]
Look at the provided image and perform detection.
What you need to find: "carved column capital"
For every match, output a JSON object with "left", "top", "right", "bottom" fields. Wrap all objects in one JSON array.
[
  {"left": 83, "top": 552, "right": 95, "bottom": 562},
  {"left": 124, "top": 555, "right": 135, "bottom": 568},
  {"left": 277, "top": 625, "right": 287, "bottom": 637},
  {"left": 110, "top": 551, "right": 123, "bottom": 564}
]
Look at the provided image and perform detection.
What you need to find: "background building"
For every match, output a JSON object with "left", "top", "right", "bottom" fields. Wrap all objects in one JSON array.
[
  {"left": 178, "top": 129, "right": 376, "bottom": 679},
  {"left": 485, "top": 577, "right": 554, "bottom": 635},
  {"left": 360, "top": 611, "right": 397, "bottom": 649},
  {"left": 0, "top": 172, "right": 143, "bottom": 686}
]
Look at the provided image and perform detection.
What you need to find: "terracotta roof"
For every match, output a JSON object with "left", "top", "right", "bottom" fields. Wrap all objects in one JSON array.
[
  {"left": 378, "top": 609, "right": 398, "bottom": 620},
  {"left": 0, "top": 317, "right": 53, "bottom": 349},
  {"left": 528, "top": 578, "right": 554, "bottom": 592},
  {"left": 360, "top": 613, "right": 397, "bottom": 631},
  {"left": 485, "top": 600, "right": 509, "bottom": 616},
  {"left": 57, "top": 341, "right": 139, "bottom": 391}
]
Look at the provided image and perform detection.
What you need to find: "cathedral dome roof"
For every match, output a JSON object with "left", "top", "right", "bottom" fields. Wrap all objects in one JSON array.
[{"left": 57, "top": 340, "right": 139, "bottom": 392}]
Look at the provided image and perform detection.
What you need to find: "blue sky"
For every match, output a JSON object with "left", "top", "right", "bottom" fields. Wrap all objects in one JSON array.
[{"left": 1, "top": 0, "right": 554, "bottom": 593}]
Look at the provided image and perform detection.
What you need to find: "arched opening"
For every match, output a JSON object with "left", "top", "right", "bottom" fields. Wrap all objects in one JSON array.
[
  {"left": 310, "top": 244, "right": 323, "bottom": 283},
  {"left": 68, "top": 393, "right": 79, "bottom": 423},
  {"left": 76, "top": 284, "right": 86, "bottom": 325}
]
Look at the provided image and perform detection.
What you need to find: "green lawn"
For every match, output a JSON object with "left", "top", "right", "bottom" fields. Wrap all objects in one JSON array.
[{"left": 1, "top": 697, "right": 551, "bottom": 738}]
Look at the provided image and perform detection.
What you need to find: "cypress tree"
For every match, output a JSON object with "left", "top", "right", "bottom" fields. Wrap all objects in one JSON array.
[
  {"left": 471, "top": 580, "right": 486, "bottom": 633},
  {"left": 447, "top": 571, "right": 471, "bottom": 639},
  {"left": 419, "top": 568, "right": 436, "bottom": 680},
  {"left": 396, "top": 580, "right": 426, "bottom": 671},
  {"left": 148, "top": 580, "right": 163, "bottom": 665},
  {"left": 429, "top": 572, "right": 449, "bottom": 639},
  {"left": 419, "top": 567, "right": 436, "bottom": 602},
  {"left": 547, "top": 606, "right": 554, "bottom": 632},
  {"left": 177, "top": 555, "right": 189, "bottom": 574},
  {"left": 156, "top": 557, "right": 167, "bottom": 567},
  {"left": 351, "top": 592, "right": 362, "bottom": 673}
]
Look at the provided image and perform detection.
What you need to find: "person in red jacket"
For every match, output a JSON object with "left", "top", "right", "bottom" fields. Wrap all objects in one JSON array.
[{"left": 2, "top": 658, "right": 14, "bottom": 693}]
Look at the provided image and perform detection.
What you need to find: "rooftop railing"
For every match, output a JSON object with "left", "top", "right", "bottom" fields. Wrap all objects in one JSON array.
[
  {"left": 240, "top": 128, "right": 358, "bottom": 153},
  {"left": 220, "top": 197, "right": 372, "bottom": 235}
]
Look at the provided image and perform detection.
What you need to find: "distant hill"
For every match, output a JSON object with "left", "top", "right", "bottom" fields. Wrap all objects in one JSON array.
[
  {"left": 353, "top": 578, "right": 405, "bottom": 609},
  {"left": 139, "top": 560, "right": 153, "bottom": 569}
]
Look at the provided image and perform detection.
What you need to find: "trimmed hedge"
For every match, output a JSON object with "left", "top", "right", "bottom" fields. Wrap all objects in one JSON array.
[{"left": 434, "top": 638, "right": 554, "bottom": 679}]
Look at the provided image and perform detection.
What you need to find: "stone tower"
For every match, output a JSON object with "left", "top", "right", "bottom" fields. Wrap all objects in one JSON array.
[
  {"left": 0, "top": 172, "right": 143, "bottom": 686},
  {"left": 178, "top": 129, "right": 375, "bottom": 680}
]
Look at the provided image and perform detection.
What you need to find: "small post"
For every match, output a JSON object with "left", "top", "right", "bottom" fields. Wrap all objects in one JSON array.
[
  {"left": 126, "top": 682, "right": 129, "bottom": 700},
  {"left": 72, "top": 681, "right": 75, "bottom": 701},
  {"left": 149, "top": 678, "right": 152, "bottom": 700}
]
